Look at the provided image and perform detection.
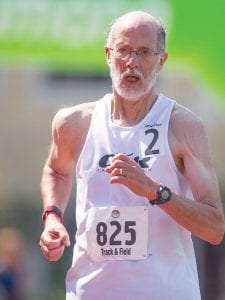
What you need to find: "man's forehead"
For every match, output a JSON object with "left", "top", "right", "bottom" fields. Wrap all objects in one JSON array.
[
  {"left": 113, "top": 22, "right": 158, "bottom": 46},
  {"left": 112, "top": 12, "right": 159, "bottom": 41}
]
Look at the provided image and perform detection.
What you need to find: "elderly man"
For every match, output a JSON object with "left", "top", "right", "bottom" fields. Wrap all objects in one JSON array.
[{"left": 39, "top": 11, "right": 225, "bottom": 300}]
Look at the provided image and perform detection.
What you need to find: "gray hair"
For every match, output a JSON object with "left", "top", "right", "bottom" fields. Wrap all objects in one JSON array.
[{"left": 157, "top": 25, "right": 166, "bottom": 51}]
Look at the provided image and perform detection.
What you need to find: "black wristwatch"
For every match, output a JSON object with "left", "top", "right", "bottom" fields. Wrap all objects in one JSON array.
[{"left": 149, "top": 185, "right": 172, "bottom": 206}]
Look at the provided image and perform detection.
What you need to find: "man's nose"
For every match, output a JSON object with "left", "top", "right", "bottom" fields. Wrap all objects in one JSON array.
[{"left": 125, "top": 52, "right": 139, "bottom": 69}]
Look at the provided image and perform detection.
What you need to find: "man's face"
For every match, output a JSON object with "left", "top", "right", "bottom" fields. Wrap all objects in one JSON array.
[
  {"left": 107, "top": 23, "right": 163, "bottom": 101},
  {"left": 110, "top": 55, "right": 158, "bottom": 101}
]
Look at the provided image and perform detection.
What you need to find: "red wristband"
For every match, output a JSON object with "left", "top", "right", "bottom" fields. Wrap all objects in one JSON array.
[{"left": 42, "top": 205, "right": 64, "bottom": 224}]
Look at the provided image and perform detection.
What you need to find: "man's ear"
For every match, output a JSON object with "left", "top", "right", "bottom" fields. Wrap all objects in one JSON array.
[
  {"left": 157, "top": 51, "right": 168, "bottom": 72},
  {"left": 105, "top": 46, "right": 111, "bottom": 66}
]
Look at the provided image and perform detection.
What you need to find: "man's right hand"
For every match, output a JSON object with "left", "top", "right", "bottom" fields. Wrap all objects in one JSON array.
[{"left": 39, "top": 214, "right": 71, "bottom": 261}]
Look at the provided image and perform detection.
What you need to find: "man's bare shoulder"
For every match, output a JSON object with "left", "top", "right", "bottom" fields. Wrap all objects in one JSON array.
[
  {"left": 50, "top": 101, "right": 98, "bottom": 165},
  {"left": 170, "top": 103, "right": 210, "bottom": 162},
  {"left": 171, "top": 103, "right": 205, "bottom": 138},
  {"left": 53, "top": 101, "right": 97, "bottom": 134}
]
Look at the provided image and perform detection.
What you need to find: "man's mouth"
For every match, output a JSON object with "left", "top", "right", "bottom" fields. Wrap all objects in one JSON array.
[{"left": 124, "top": 75, "right": 140, "bottom": 82}]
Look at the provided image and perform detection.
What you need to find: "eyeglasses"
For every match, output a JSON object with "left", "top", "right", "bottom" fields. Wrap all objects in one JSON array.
[{"left": 109, "top": 46, "right": 161, "bottom": 59}]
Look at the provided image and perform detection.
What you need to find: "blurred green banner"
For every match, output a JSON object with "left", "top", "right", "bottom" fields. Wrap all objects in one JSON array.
[
  {"left": 0, "top": 0, "right": 169, "bottom": 73},
  {"left": 0, "top": 0, "right": 224, "bottom": 106}
]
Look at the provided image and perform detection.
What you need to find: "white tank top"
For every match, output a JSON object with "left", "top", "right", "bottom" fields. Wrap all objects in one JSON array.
[{"left": 66, "top": 94, "right": 201, "bottom": 300}]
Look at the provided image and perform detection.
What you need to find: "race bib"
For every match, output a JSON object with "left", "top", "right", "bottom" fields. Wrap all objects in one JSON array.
[{"left": 86, "top": 206, "right": 148, "bottom": 261}]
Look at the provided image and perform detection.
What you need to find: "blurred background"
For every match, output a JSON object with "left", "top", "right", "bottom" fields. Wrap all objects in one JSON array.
[{"left": 0, "top": 0, "right": 224, "bottom": 299}]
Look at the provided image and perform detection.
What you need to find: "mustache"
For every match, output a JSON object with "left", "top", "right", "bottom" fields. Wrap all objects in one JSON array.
[{"left": 121, "top": 69, "right": 143, "bottom": 80}]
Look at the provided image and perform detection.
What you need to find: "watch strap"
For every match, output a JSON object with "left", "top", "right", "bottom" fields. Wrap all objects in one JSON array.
[{"left": 42, "top": 205, "right": 64, "bottom": 224}]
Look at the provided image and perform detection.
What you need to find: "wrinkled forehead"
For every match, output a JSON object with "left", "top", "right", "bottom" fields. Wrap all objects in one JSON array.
[{"left": 111, "top": 15, "right": 159, "bottom": 47}]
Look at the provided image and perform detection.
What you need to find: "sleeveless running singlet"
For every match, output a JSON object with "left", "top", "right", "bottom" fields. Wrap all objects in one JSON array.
[{"left": 66, "top": 94, "right": 201, "bottom": 300}]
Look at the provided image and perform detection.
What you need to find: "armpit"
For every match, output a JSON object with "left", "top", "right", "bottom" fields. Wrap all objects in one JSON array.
[{"left": 168, "top": 125, "right": 185, "bottom": 175}]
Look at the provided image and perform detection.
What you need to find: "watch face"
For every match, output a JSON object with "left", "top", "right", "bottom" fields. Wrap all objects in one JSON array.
[
  {"left": 159, "top": 186, "right": 171, "bottom": 202},
  {"left": 149, "top": 186, "right": 172, "bottom": 205},
  {"left": 161, "top": 189, "right": 170, "bottom": 200}
]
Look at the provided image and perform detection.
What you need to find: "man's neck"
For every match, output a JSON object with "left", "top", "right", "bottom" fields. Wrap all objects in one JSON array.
[{"left": 111, "top": 90, "right": 158, "bottom": 126}]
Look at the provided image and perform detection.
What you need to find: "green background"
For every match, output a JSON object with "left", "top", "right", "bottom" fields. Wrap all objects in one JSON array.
[
  {"left": 0, "top": 0, "right": 224, "bottom": 107},
  {"left": 169, "top": 0, "right": 225, "bottom": 108}
]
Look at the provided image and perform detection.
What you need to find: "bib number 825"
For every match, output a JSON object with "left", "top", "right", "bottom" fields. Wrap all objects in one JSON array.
[{"left": 96, "top": 221, "right": 136, "bottom": 246}]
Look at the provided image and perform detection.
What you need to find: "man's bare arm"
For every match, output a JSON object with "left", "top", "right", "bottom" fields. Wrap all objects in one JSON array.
[
  {"left": 160, "top": 105, "right": 225, "bottom": 244},
  {"left": 41, "top": 108, "right": 76, "bottom": 213},
  {"left": 39, "top": 102, "right": 95, "bottom": 261}
]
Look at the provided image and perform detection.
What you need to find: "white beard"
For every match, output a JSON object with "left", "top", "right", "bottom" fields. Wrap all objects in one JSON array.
[{"left": 110, "top": 65, "right": 157, "bottom": 101}]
